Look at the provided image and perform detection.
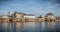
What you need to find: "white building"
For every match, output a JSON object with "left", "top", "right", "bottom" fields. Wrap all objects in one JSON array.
[
  {"left": 6, "top": 11, "right": 10, "bottom": 16},
  {"left": 2, "top": 15, "right": 10, "bottom": 18},
  {"left": 24, "top": 14, "right": 36, "bottom": 18},
  {"left": 47, "top": 15, "right": 56, "bottom": 19}
]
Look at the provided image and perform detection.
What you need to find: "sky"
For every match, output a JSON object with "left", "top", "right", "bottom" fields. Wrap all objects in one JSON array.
[{"left": 0, "top": 0, "right": 60, "bottom": 17}]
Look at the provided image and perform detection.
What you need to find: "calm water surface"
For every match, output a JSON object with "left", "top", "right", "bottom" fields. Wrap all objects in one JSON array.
[{"left": 0, "top": 21, "right": 60, "bottom": 32}]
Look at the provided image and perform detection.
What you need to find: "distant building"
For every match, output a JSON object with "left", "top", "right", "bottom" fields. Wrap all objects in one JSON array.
[
  {"left": 0, "top": 14, "right": 3, "bottom": 18},
  {"left": 2, "top": 15, "right": 10, "bottom": 18},
  {"left": 6, "top": 11, "right": 10, "bottom": 16},
  {"left": 45, "top": 13, "right": 56, "bottom": 21},
  {"left": 24, "top": 14, "right": 36, "bottom": 18},
  {"left": 58, "top": 17, "right": 60, "bottom": 20},
  {"left": 13, "top": 12, "right": 25, "bottom": 18}
]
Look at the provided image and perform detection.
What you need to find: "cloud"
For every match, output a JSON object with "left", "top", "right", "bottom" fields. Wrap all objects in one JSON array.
[
  {"left": 36, "top": 0, "right": 60, "bottom": 6},
  {"left": 54, "top": 0, "right": 60, "bottom": 4},
  {"left": 42, "top": 0, "right": 60, "bottom": 4},
  {"left": 0, "top": 0, "right": 12, "bottom": 5},
  {"left": 51, "top": 0, "right": 60, "bottom": 7},
  {"left": 46, "top": 0, "right": 60, "bottom": 6},
  {"left": 0, "top": 0, "right": 60, "bottom": 16}
]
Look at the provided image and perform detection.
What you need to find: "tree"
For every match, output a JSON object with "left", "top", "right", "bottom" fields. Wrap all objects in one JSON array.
[{"left": 38, "top": 15, "right": 42, "bottom": 18}]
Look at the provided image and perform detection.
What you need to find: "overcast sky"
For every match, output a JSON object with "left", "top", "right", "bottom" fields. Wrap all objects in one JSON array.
[{"left": 0, "top": 0, "right": 60, "bottom": 16}]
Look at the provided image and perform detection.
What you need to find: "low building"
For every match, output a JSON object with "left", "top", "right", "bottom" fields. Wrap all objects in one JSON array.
[
  {"left": 13, "top": 12, "right": 25, "bottom": 18},
  {"left": 2, "top": 11, "right": 10, "bottom": 18},
  {"left": 24, "top": 14, "right": 36, "bottom": 18},
  {"left": 6, "top": 11, "right": 10, "bottom": 16},
  {"left": 57, "top": 17, "right": 60, "bottom": 21},
  {"left": 2, "top": 15, "right": 10, "bottom": 18}
]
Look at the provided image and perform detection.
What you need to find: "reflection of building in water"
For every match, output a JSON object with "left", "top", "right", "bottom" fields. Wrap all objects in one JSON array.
[
  {"left": 15, "top": 22, "right": 23, "bottom": 32},
  {"left": 2, "top": 22, "right": 10, "bottom": 32},
  {"left": 24, "top": 22, "right": 35, "bottom": 30},
  {"left": 41, "top": 22, "right": 46, "bottom": 31},
  {"left": 45, "top": 13, "right": 56, "bottom": 21},
  {"left": 47, "top": 22, "right": 56, "bottom": 30}
]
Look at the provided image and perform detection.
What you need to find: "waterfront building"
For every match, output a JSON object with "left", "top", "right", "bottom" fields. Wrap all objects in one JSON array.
[
  {"left": 24, "top": 14, "right": 36, "bottom": 18},
  {"left": 2, "top": 15, "right": 10, "bottom": 18},
  {"left": 57, "top": 17, "right": 60, "bottom": 21},
  {"left": 38, "top": 16, "right": 45, "bottom": 21},
  {"left": 13, "top": 12, "right": 25, "bottom": 18},
  {"left": 6, "top": 11, "right": 10, "bottom": 16},
  {"left": 1, "top": 11, "right": 11, "bottom": 18},
  {"left": 45, "top": 13, "right": 56, "bottom": 21},
  {"left": 10, "top": 12, "right": 14, "bottom": 18}
]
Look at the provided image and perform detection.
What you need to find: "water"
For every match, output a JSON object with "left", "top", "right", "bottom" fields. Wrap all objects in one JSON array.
[{"left": 0, "top": 21, "right": 60, "bottom": 32}]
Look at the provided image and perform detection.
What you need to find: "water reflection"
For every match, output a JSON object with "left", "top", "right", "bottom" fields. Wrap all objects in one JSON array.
[{"left": 0, "top": 21, "right": 60, "bottom": 32}]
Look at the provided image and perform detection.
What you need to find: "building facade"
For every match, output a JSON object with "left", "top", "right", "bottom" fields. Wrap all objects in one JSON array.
[
  {"left": 45, "top": 13, "right": 56, "bottom": 21},
  {"left": 2, "top": 15, "right": 10, "bottom": 18},
  {"left": 24, "top": 14, "right": 36, "bottom": 18},
  {"left": 13, "top": 12, "right": 25, "bottom": 18}
]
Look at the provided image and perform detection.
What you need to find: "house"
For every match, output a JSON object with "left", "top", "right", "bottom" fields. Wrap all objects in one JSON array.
[
  {"left": 24, "top": 14, "right": 36, "bottom": 18},
  {"left": 57, "top": 17, "right": 60, "bottom": 21},
  {"left": 2, "top": 11, "right": 11, "bottom": 18},
  {"left": 2, "top": 15, "right": 10, "bottom": 18},
  {"left": 13, "top": 12, "right": 25, "bottom": 18},
  {"left": 6, "top": 11, "right": 10, "bottom": 16}
]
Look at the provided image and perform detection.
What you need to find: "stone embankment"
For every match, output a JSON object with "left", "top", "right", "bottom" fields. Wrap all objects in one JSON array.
[{"left": 0, "top": 18, "right": 60, "bottom": 22}]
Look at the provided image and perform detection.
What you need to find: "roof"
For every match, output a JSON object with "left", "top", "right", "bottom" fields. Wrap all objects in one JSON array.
[
  {"left": 14, "top": 12, "right": 25, "bottom": 15},
  {"left": 24, "top": 14, "right": 35, "bottom": 16},
  {"left": 46, "top": 13, "right": 54, "bottom": 16}
]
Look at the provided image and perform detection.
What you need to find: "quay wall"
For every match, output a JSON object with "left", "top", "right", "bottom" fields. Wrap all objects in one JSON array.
[{"left": 0, "top": 18, "right": 60, "bottom": 22}]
